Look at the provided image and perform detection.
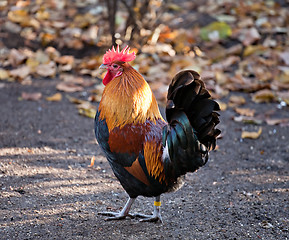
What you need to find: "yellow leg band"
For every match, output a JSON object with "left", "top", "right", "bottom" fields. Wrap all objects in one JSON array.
[{"left": 154, "top": 201, "right": 161, "bottom": 207}]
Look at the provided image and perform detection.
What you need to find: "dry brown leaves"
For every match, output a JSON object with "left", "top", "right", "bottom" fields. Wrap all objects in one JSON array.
[
  {"left": 241, "top": 127, "right": 262, "bottom": 139},
  {"left": 21, "top": 92, "right": 42, "bottom": 101},
  {"left": 0, "top": 0, "right": 288, "bottom": 126},
  {"left": 46, "top": 93, "right": 62, "bottom": 102}
]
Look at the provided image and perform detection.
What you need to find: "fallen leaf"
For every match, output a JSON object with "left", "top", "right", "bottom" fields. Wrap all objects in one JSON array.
[
  {"left": 216, "top": 14, "right": 236, "bottom": 23},
  {"left": 35, "top": 50, "right": 50, "bottom": 64},
  {"left": 237, "top": 18, "right": 254, "bottom": 28},
  {"left": 26, "top": 57, "right": 40, "bottom": 70},
  {"left": 211, "top": 56, "right": 240, "bottom": 71},
  {"left": 235, "top": 108, "right": 255, "bottom": 117},
  {"left": 205, "top": 83, "right": 226, "bottom": 99},
  {"left": 90, "top": 84, "right": 104, "bottom": 97},
  {"left": 234, "top": 116, "right": 263, "bottom": 125},
  {"left": 167, "top": 3, "right": 182, "bottom": 11},
  {"left": 79, "top": 57, "right": 100, "bottom": 70},
  {"left": 66, "top": 38, "right": 84, "bottom": 50},
  {"left": 271, "top": 80, "right": 289, "bottom": 91},
  {"left": 243, "top": 45, "right": 266, "bottom": 57},
  {"left": 88, "top": 94, "right": 101, "bottom": 102},
  {"left": 8, "top": 9, "right": 40, "bottom": 29},
  {"left": 276, "top": 91, "right": 289, "bottom": 105},
  {"left": 77, "top": 102, "right": 96, "bottom": 118},
  {"left": 46, "top": 93, "right": 62, "bottom": 102},
  {"left": 78, "top": 108, "right": 96, "bottom": 118},
  {"left": 88, "top": 156, "right": 95, "bottom": 167},
  {"left": 200, "top": 21, "right": 232, "bottom": 41},
  {"left": 21, "top": 92, "right": 42, "bottom": 101},
  {"left": 238, "top": 27, "right": 261, "bottom": 46},
  {"left": 8, "top": 49, "right": 27, "bottom": 67},
  {"left": 215, "top": 71, "right": 230, "bottom": 85},
  {"left": 67, "top": 96, "right": 87, "bottom": 104},
  {"left": 173, "top": 30, "right": 194, "bottom": 53},
  {"left": 59, "top": 64, "right": 71, "bottom": 72},
  {"left": 4, "top": 21, "right": 22, "bottom": 34},
  {"left": 56, "top": 55, "right": 75, "bottom": 65},
  {"left": 21, "top": 76, "right": 32, "bottom": 85},
  {"left": 228, "top": 95, "right": 246, "bottom": 107},
  {"left": 35, "top": 9, "right": 50, "bottom": 20},
  {"left": 51, "top": 21, "right": 67, "bottom": 29},
  {"left": 60, "top": 74, "right": 83, "bottom": 84},
  {"left": 252, "top": 89, "right": 275, "bottom": 103},
  {"left": 8, "top": 9, "right": 29, "bottom": 23},
  {"left": 276, "top": 66, "right": 289, "bottom": 84},
  {"left": 36, "top": 61, "right": 57, "bottom": 77},
  {"left": 9, "top": 66, "right": 31, "bottom": 80},
  {"left": 241, "top": 127, "right": 262, "bottom": 139},
  {"left": 256, "top": 17, "right": 270, "bottom": 28},
  {"left": 56, "top": 82, "right": 83, "bottom": 92},
  {"left": 80, "top": 79, "right": 95, "bottom": 87},
  {"left": 200, "top": 70, "right": 215, "bottom": 80},
  {"left": 225, "top": 44, "right": 243, "bottom": 56},
  {"left": 0, "top": 69, "right": 9, "bottom": 80},
  {"left": 73, "top": 13, "right": 94, "bottom": 28},
  {"left": 205, "top": 44, "right": 227, "bottom": 61},
  {"left": 40, "top": 32, "right": 57, "bottom": 45},
  {"left": 251, "top": 65, "right": 273, "bottom": 82},
  {"left": 79, "top": 69, "right": 92, "bottom": 75},
  {"left": 279, "top": 52, "right": 289, "bottom": 65},
  {"left": 20, "top": 27, "right": 37, "bottom": 40},
  {"left": 26, "top": 18, "right": 40, "bottom": 29},
  {"left": 266, "top": 118, "right": 289, "bottom": 125},
  {"left": 45, "top": 47, "right": 61, "bottom": 60},
  {"left": 81, "top": 25, "right": 99, "bottom": 43}
]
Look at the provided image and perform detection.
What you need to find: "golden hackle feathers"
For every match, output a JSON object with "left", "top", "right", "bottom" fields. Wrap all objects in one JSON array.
[
  {"left": 144, "top": 141, "right": 166, "bottom": 183},
  {"left": 99, "top": 64, "right": 164, "bottom": 131}
]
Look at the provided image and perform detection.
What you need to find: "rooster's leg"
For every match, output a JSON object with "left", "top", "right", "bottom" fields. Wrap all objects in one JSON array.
[
  {"left": 98, "top": 197, "right": 135, "bottom": 220},
  {"left": 132, "top": 196, "right": 163, "bottom": 223}
]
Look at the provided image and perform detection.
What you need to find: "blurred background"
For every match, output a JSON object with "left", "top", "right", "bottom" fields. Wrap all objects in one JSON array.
[{"left": 0, "top": 0, "right": 288, "bottom": 114}]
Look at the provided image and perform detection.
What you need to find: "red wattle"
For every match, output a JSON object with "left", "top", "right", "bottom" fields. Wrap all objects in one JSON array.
[{"left": 103, "top": 71, "right": 112, "bottom": 85}]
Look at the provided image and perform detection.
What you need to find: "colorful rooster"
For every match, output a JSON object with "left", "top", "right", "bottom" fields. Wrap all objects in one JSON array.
[{"left": 95, "top": 46, "right": 220, "bottom": 222}]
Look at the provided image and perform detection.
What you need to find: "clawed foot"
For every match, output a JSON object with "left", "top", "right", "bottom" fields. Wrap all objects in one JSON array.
[
  {"left": 98, "top": 198, "right": 135, "bottom": 221},
  {"left": 98, "top": 211, "right": 133, "bottom": 221},
  {"left": 98, "top": 197, "right": 163, "bottom": 223},
  {"left": 131, "top": 212, "right": 163, "bottom": 223},
  {"left": 98, "top": 211, "right": 162, "bottom": 223}
]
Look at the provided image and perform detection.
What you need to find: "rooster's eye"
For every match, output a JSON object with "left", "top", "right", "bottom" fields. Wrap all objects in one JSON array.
[{"left": 113, "top": 64, "right": 118, "bottom": 68}]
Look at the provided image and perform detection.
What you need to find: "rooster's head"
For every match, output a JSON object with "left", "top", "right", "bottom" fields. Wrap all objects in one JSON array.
[{"left": 100, "top": 45, "right": 136, "bottom": 85}]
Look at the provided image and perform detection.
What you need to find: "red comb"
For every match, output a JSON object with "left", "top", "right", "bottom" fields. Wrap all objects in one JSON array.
[{"left": 103, "top": 45, "right": 136, "bottom": 64}]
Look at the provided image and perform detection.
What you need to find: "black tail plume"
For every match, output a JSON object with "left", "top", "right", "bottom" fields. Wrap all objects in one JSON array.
[
  {"left": 162, "top": 70, "right": 220, "bottom": 180},
  {"left": 166, "top": 70, "right": 220, "bottom": 150}
]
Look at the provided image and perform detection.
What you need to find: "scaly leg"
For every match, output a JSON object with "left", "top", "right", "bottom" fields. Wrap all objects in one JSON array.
[
  {"left": 132, "top": 196, "right": 163, "bottom": 223},
  {"left": 98, "top": 197, "right": 135, "bottom": 220}
]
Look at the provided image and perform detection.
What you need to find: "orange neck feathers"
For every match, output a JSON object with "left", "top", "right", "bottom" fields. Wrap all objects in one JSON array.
[{"left": 99, "top": 64, "right": 164, "bottom": 131}]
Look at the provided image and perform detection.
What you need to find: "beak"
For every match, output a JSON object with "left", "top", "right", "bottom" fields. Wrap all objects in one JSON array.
[{"left": 99, "top": 64, "right": 108, "bottom": 69}]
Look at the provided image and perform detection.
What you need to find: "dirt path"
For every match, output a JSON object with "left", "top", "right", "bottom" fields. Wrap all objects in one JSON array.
[{"left": 0, "top": 79, "right": 288, "bottom": 240}]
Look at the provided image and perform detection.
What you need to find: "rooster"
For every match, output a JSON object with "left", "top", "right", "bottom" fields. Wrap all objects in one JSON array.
[{"left": 95, "top": 46, "right": 220, "bottom": 222}]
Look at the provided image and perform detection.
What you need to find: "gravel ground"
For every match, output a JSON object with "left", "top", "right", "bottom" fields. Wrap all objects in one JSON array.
[{"left": 0, "top": 79, "right": 288, "bottom": 240}]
